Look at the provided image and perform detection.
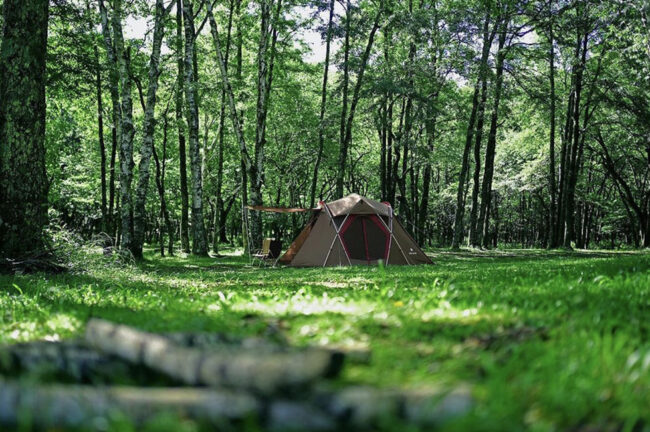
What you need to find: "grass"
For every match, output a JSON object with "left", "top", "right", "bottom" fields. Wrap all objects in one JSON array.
[{"left": 1, "top": 246, "right": 650, "bottom": 431}]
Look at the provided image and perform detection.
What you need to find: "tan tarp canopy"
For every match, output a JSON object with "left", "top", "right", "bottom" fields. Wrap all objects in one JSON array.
[{"left": 278, "top": 194, "right": 432, "bottom": 267}]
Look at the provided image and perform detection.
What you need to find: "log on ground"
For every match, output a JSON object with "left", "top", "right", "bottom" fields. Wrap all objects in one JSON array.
[
  {"left": 85, "top": 318, "right": 344, "bottom": 395},
  {"left": 0, "top": 382, "right": 259, "bottom": 429}
]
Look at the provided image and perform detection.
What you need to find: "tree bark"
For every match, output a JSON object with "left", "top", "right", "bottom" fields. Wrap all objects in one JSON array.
[
  {"left": 249, "top": 0, "right": 278, "bottom": 249},
  {"left": 92, "top": 24, "right": 108, "bottom": 234},
  {"left": 467, "top": 59, "right": 490, "bottom": 247},
  {"left": 335, "top": 1, "right": 383, "bottom": 199},
  {"left": 207, "top": 0, "right": 253, "bottom": 252},
  {"left": 176, "top": 0, "right": 191, "bottom": 253},
  {"left": 132, "top": 0, "right": 169, "bottom": 259},
  {"left": 547, "top": 1, "right": 558, "bottom": 247},
  {"left": 98, "top": 0, "right": 120, "bottom": 238},
  {"left": 563, "top": 31, "right": 588, "bottom": 248},
  {"left": 310, "top": 0, "right": 336, "bottom": 209},
  {"left": 335, "top": 0, "right": 352, "bottom": 200},
  {"left": 0, "top": 0, "right": 49, "bottom": 259},
  {"left": 479, "top": 21, "right": 508, "bottom": 248},
  {"left": 183, "top": 0, "right": 208, "bottom": 256},
  {"left": 451, "top": 11, "right": 494, "bottom": 249},
  {"left": 153, "top": 111, "right": 174, "bottom": 256},
  {"left": 214, "top": 0, "right": 236, "bottom": 254},
  {"left": 106, "top": 0, "right": 136, "bottom": 254}
]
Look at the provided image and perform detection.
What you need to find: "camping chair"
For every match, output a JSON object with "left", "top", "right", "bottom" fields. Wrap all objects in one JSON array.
[{"left": 251, "top": 238, "right": 282, "bottom": 266}]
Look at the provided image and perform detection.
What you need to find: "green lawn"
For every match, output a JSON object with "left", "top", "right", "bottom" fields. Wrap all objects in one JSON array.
[{"left": 1, "top": 247, "right": 650, "bottom": 430}]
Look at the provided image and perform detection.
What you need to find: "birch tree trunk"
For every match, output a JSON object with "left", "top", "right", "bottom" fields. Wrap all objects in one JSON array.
[
  {"left": 0, "top": 0, "right": 49, "bottom": 259},
  {"left": 183, "top": 0, "right": 208, "bottom": 256},
  {"left": 106, "top": 0, "right": 136, "bottom": 254},
  {"left": 132, "top": 0, "right": 168, "bottom": 259}
]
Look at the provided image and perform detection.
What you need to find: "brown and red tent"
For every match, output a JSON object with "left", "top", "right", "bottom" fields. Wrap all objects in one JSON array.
[{"left": 278, "top": 194, "right": 432, "bottom": 267}]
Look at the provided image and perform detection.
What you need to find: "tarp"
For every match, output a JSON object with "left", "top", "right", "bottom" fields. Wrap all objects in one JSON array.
[{"left": 246, "top": 205, "right": 313, "bottom": 213}]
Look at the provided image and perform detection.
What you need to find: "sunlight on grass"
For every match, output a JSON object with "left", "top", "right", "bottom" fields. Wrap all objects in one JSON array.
[{"left": 1, "top": 248, "right": 649, "bottom": 430}]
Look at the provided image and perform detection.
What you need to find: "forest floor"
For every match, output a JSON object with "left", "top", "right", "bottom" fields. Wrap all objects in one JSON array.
[{"left": 1, "top": 247, "right": 650, "bottom": 430}]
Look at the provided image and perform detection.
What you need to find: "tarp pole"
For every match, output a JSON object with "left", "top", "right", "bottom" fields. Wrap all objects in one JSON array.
[{"left": 322, "top": 203, "right": 352, "bottom": 266}]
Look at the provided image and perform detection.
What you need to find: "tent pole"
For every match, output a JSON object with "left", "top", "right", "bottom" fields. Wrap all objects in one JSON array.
[
  {"left": 386, "top": 207, "right": 393, "bottom": 265},
  {"left": 376, "top": 208, "right": 411, "bottom": 265},
  {"left": 322, "top": 203, "right": 352, "bottom": 266}
]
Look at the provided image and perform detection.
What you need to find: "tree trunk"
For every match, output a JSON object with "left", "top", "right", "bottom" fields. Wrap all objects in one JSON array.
[
  {"left": 547, "top": 2, "right": 558, "bottom": 247},
  {"left": 132, "top": 0, "right": 168, "bottom": 259},
  {"left": 108, "top": 0, "right": 136, "bottom": 254},
  {"left": 98, "top": 0, "right": 120, "bottom": 239},
  {"left": 153, "top": 112, "right": 174, "bottom": 257},
  {"left": 0, "top": 0, "right": 49, "bottom": 259},
  {"left": 207, "top": 0, "right": 253, "bottom": 253},
  {"left": 335, "top": 0, "right": 351, "bottom": 200},
  {"left": 93, "top": 30, "right": 108, "bottom": 234},
  {"left": 563, "top": 32, "right": 587, "bottom": 248},
  {"left": 176, "top": 0, "right": 190, "bottom": 253},
  {"left": 249, "top": 0, "right": 275, "bottom": 250},
  {"left": 214, "top": 0, "right": 236, "bottom": 254},
  {"left": 310, "top": 0, "right": 336, "bottom": 209},
  {"left": 467, "top": 57, "right": 490, "bottom": 247},
  {"left": 183, "top": 0, "right": 208, "bottom": 256},
  {"left": 335, "top": 1, "right": 383, "bottom": 199},
  {"left": 479, "top": 21, "right": 508, "bottom": 248},
  {"left": 451, "top": 11, "right": 493, "bottom": 249}
]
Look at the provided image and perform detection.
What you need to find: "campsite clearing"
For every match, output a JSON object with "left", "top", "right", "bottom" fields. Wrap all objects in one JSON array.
[{"left": 1, "top": 248, "right": 649, "bottom": 430}]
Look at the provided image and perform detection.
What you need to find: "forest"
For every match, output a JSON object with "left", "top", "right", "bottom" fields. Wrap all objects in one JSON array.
[
  {"left": 1, "top": 0, "right": 650, "bottom": 431},
  {"left": 2, "top": 0, "right": 650, "bottom": 259}
]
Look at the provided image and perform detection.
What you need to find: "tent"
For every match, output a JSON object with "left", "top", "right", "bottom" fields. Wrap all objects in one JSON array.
[{"left": 278, "top": 194, "right": 432, "bottom": 267}]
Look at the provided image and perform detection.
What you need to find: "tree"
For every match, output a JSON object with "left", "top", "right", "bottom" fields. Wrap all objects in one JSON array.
[
  {"left": 451, "top": 10, "right": 495, "bottom": 250},
  {"left": 176, "top": 0, "right": 191, "bottom": 253},
  {"left": 0, "top": 0, "right": 50, "bottom": 259},
  {"left": 132, "top": 0, "right": 172, "bottom": 259},
  {"left": 183, "top": 0, "right": 208, "bottom": 256},
  {"left": 334, "top": 0, "right": 384, "bottom": 199}
]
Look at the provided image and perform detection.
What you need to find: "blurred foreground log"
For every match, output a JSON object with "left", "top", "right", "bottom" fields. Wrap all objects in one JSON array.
[
  {"left": 0, "top": 382, "right": 259, "bottom": 429},
  {"left": 85, "top": 319, "right": 344, "bottom": 394},
  {"left": 0, "top": 320, "right": 473, "bottom": 430},
  {"left": 0, "top": 382, "right": 471, "bottom": 430},
  {"left": 0, "top": 341, "right": 174, "bottom": 385}
]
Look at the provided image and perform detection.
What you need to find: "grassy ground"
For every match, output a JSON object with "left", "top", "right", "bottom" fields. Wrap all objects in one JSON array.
[{"left": 1, "top": 247, "right": 650, "bottom": 431}]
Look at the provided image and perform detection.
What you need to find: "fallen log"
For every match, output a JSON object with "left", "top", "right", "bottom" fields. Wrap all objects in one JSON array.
[
  {"left": 0, "top": 381, "right": 473, "bottom": 430},
  {"left": 0, "top": 340, "right": 175, "bottom": 385},
  {"left": 85, "top": 319, "right": 344, "bottom": 395},
  {"left": 166, "top": 333, "right": 371, "bottom": 364},
  {"left": 0, "top": 382, "right": 259, "bottom": 429},
  {"left": 317, "top": 385, "right": 473, "bottom": 428}
]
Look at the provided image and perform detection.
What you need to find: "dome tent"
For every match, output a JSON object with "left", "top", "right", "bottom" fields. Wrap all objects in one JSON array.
[{"left": 278, "top": 194, "right": 432, "bottom": 267}]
